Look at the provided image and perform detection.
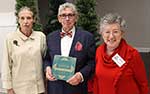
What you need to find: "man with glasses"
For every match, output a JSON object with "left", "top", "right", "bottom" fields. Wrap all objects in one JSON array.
[{"left": 44, "top": 2, "right": 96, "bottom": 94}]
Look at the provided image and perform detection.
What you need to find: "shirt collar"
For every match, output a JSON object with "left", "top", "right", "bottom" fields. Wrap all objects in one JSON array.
[
  {"left": 62, "top": 26, "right": 75, "bottom": 33},
  {"left": 16, "top": 28, "right": 35, "bottom": 41}
]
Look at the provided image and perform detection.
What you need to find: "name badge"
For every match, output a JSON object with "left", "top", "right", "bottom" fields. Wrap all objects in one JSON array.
[{"left": 112, "top": 53, "right": 125, "bottom": 67}]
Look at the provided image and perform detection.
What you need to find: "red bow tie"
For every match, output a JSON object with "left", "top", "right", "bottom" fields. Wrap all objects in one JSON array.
[{"left": 60, "top": 31, "right": 72, "bottom": 38}]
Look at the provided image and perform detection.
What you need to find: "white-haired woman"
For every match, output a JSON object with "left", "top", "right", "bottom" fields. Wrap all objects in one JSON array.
[{"left": 93, "top": 13, "right": 148, "bottom": 94}]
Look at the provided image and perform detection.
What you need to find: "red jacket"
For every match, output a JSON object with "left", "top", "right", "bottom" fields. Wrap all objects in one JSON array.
[{"left": 93, "top": 39, "right": 148, "bottom": 94}]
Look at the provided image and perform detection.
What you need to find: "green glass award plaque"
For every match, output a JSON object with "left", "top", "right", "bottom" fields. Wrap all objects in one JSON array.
[{"left": 52, "top": 55, "right": 76, "bottom": 81}]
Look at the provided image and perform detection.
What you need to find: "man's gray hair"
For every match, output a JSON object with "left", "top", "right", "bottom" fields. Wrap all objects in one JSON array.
[
  {"left": 58, "top": 2, "right": 78, "bottom": 16},
  {"left": 100, "top": 13, "right": 127, "bottom": 32}
]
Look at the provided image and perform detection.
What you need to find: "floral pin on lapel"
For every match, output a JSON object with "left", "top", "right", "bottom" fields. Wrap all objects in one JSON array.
[
  {"left": 75, "top": 41, "right": 83, "bottom": 51},
  {"left": 13, "top": 40, "right": 19, "bottom": 46}
]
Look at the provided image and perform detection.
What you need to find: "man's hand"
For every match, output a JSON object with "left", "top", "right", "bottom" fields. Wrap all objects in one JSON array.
[
  {"left": 46, "top": 66, "right": 56, "bottom": 81},
  {"left": 67, "top": 72, "right": 82, "bottom": 85}
]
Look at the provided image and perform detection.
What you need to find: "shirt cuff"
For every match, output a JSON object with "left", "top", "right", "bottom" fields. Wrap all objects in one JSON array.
[
  {"left": 78, "top": 72, "right": 84, "bottom": 82},
  {"left": 2, "top": 80, "right": 13, "bottom": 89}
]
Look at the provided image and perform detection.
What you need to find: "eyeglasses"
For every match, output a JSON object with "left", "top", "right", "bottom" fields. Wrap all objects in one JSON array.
[
  {"left": 102, "top": 30, "right": 122, "bottom": 36},
  {"left": 59, "top": 13, "right": 75, "bottom": 19}
]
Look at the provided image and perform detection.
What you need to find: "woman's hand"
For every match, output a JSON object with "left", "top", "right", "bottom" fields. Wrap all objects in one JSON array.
[{"left": 7, "top": 88, "right": 15, "bottom": 94}]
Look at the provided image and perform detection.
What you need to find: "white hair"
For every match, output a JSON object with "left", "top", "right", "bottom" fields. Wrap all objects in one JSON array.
[
  {"left": 58, "top": 2, "right": 78, "bottom": 16},
  {"left": 100, "top": 13, "right": 127, "bottom": 32}
]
